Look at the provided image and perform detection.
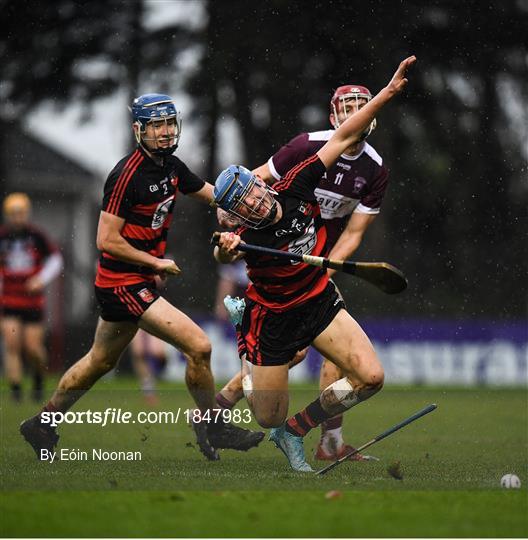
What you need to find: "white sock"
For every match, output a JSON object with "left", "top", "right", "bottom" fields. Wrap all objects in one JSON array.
[
  {"left": 322, "top": 426, "right": 344, "bottom": 453},
  {"left": 141, "top": 377, "right": 155, "bottom": 395}
]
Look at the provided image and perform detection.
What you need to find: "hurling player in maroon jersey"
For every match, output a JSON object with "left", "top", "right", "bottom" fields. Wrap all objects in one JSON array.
[
  {"left": 214, "top": 56, "right": 415, "bottom": 471},
  {"left": 20, "top": 94, "right": 264, "bottom": 461},
  {"left": 1, "top": 193, "right": 63, "bottom": 403},
  {"left": 216, "top": 86, "right": 388, "bottom": 462}
]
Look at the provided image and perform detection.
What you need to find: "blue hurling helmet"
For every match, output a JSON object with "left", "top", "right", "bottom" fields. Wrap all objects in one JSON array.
[
  {"left": 131, "top": 93, "right": 182, "bottom": 156},
  {"left": 213, "top": 165, "right": 278, "bottom": 229}
]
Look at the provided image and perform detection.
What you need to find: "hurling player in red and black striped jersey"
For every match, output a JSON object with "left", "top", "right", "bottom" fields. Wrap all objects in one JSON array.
[
  {"left": 216, "top": 85, "right": 389, "bottom": 462},
  {"left": 214, "top": 57, "right": 416, "bottom": 471},
  {"left": 20, "top": 93, "right": 264, "bottom": 461},
  {"left": 1, "top": 193, "right": 63, "bottom": 403}
]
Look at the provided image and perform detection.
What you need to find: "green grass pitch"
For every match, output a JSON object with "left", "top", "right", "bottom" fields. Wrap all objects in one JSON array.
[{"left": 1, "top": 378, "right": 527, "bottom": 537}]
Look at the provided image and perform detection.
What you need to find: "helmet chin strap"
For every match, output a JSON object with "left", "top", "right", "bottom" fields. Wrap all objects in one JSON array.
[
  {"left": 263, "top": 201, "right": 278, "bottom": 226},
  {"left": 138, "top": 135, "right": 178, "bottom": 157},
  {"left": 148, "top": 143, "right": 178, "bottom": 157}
]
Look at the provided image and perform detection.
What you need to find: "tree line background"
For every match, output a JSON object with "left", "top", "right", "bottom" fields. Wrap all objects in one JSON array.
[{"left": 1, "top": 0, "right": 527, "bottom": 324}]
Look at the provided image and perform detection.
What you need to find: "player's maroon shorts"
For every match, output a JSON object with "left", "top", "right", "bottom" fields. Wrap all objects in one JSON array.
[
  {"left": 94, "top": 281, "right": 161, "bottom": 323},
  {"left": 1, "top": 307, "right": 44, "bottom": 323},
  {"left": 239, "top": 281, "right": 345, "bottom": 366}
]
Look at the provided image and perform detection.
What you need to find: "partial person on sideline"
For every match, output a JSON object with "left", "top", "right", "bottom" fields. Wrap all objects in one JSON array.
[{"left": 0, "top": 193, "right": 63, "bottom": 403}]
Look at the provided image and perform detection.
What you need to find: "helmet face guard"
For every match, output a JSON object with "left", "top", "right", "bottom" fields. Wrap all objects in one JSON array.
[
  {"left": 213, "top": 166, "right": 278, "bottom": 229},
  {"left": 131, "top": 93, "right": 182, "bottom": 156},
  {"left": 330, "top": 85, "right": 377, "bottom": 140}
]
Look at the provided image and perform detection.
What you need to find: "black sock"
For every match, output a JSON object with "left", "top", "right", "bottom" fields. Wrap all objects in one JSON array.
[
  {"left": 216, "top": 392, "right": 235, "bottom": 410},
  {"left": 33, "top": 372, "right": 43, "bottom": 391},
  {"left": 285, "top": 397, "right": 332, "bottom": 437},
  {"left": 10, "top": 383, "right": 22, "bottom": 402}
]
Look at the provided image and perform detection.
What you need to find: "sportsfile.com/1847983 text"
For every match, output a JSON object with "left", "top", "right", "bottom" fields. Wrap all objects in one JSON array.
[{"left": 39, "top": 408, "right": 253, "bottom": 428}]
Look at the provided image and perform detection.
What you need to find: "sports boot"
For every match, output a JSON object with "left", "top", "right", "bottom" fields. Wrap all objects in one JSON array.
[
  {"left": 269, "top": 425, "right": 313, "bottom": 472},
  {"left": 207, "top": 421, "right": 265, "bottom": 452},
  {"left": 20, "top": 415, "right": 59, "bottom": 460},
  {"left": 191, "top": 418, "right": 220, "bottom": 461}
]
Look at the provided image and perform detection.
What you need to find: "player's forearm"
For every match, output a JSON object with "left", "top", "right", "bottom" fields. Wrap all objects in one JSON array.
[
  {"left": 328, "top": 232, "right": 363, "bottom": 263},
  {"left": 252, "top": 163, "right": 274, "bottom": 184},
  {"left": 188, "top": 182, "right": 214, "bottom": 204},
  {"left": 99, "top": 234, "right": 160, "bottom": 269},
  {"left": 333, "top": 86, "right": 392, "bottom": 148},
  {"left": 334, "top": 56, "right": 415, "bottom": 148}
]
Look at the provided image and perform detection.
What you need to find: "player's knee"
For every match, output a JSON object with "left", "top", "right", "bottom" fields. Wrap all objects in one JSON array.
[
  {"left": 196, "top": 337, "right": 212, "bottom": 359},
  {"left": 364, "top": 364, "right": 384, "bottom": 391},
  {"left": 254, "top": 410, "right": 286, "bottom": 429},
  {"left": 355, "top": 365, "right": 384, "bottom": 401},
  {"left": 253, "top": 395, "right": 288, "bottom": 428},
  {"left": 186, "top": 339, "right": 212, "bottom": 369},
  {"left": 88, "top": 349, "right": 119, "bottom": 374}
]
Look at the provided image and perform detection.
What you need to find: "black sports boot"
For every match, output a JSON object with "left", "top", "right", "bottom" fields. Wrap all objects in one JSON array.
[
  {"left": 191, "top": 418, "right": 220, "bottom": 461},
  {"left": 207, "top": 421, "right": 265, "bottom": 452},
  {"left": 20, "top": 415, "right": 59, "bottom": 460}
]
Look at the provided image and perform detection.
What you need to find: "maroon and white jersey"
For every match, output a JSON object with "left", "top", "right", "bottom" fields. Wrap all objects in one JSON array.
[
  {"left": 237, "top": 155, "right": 329, "bottom": 312},
  {"left": 268, "top": 130, "right": 389, "bottom": 247}
]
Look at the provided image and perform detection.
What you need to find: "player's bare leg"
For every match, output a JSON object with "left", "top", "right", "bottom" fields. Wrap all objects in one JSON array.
[
  {"left": 138, "top": 297, "right": 216, "bottom": 412},
  {"left": 1, "top": 316, "right": 24, "bottom": 402},
  {"left": 315, "top": 357, "right": 377, "bottom": 461},
  {"left": 249, "top": 364, "right": 289, "bottom": 428},
  {"left": 248, "top": 363, "right": 314, "bottom": 472},
  {"left": 131, "top": 344, "right": 158, "bottom": 405},
  {"left": 216, "top": 348, "right": 307, "bottom": 410},
  {"left": 312, "top": 309, "right": 384, "bottom": 405},
  {"left": 23, "top": 323, "right": 48, "bottom": 403},
  {"left": 130, "top": 331, "right": 166, "bottom": 406},
  {"left": 48, "top": 319, "right": 138, "bottom": 412},
  {"left": 216, "top": 371, "right": 244, "bottom": 409},
  {"left": 271, "top": 309, "right": 383, "bottom": 472},
  {"left": 252, "top": 363, "right": 314, "bottom": 472},
  {"left": 139, "top": 297, "right": 265, "bottom": 456}
]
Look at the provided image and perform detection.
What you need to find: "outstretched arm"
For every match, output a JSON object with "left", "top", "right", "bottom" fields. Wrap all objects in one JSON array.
[{"left": 317, "top": 56, "right": 416, "bottom": 169}]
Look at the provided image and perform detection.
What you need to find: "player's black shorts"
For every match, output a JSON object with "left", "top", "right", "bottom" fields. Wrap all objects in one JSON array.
[
  {"left": 239, "top": 281, "right": 346, "bottom": 366},
  {"left": 94, "top": 282, "right": 161, "bottom": 323},
  {"left": 1, "top": 307, "right": 44, "bottom": 323}
]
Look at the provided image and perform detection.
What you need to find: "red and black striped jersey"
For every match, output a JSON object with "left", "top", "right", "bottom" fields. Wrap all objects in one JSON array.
[
  {"left": 0, "top": 225, "right": 58, "bottom": 310},
  {"left": 238, "top": 155, "right": 329, "bottom": 311},
  {"left": 95, "top": 147, "right": 204, "bottom": 288}
]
